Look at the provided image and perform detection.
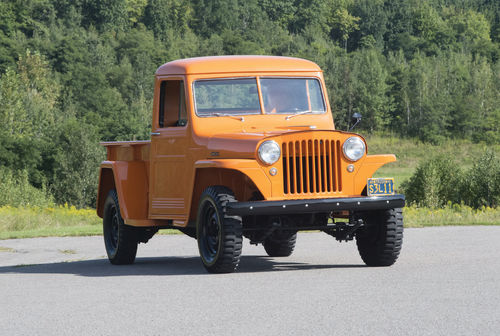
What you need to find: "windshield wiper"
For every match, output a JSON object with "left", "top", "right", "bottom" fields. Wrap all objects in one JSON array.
[
  {"left": 285, "top": 110, "right": 317, "bottom": 120},
  {"left": 213, "top": 113, "right": 245, "bottom": 121}
]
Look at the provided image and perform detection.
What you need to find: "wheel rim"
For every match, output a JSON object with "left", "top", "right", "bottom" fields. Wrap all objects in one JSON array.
[
  {"left": 199, "top": 200, "right": 220, "bottom": 264},
  {"left": 105, "top": 204, "right": 119, "bottom": 255}
]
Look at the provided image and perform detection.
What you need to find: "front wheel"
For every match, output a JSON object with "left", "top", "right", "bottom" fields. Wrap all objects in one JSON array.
[
  {"left": 103, "top": 190, "right": 138, "bottom": 265},
  {"left": 196, "top": 186, "right": 243, "bottom": 273},
  {"left": 355, "top": 208, "right": 403, "bottom": 266}
]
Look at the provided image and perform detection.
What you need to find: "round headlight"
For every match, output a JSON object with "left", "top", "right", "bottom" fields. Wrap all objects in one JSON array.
[
  {"left": 258, "top": 140, "right": 281, "bottom": 165},
  {"left": 342, "top": 136, "right": 366, "bottom": 161}
]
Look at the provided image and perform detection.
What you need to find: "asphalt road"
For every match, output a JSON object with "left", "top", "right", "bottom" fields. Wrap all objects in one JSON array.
[{"left": 0, "top": 227, "right": 499, "bottom": 336}]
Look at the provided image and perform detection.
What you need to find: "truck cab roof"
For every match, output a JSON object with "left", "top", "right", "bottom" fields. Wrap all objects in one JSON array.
[{"left": 155, "top": 55, "right": 322, "bottom": 76}]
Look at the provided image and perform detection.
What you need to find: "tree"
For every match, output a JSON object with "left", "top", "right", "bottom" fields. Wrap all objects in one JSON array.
[
  {"left": 328, "top": 8, "right": 360, "bottom": 51},
  {"left": 49, "top": 119, "right": 104, "bottom": 207},
  {"left": 406, "top": 53, "right": 454, "bottom": 143},
  {"left": 350, "top": 0, "right": 387, "bottom": 50},
  {"left": 0, "top": 67, "right": 26, "bottom": 137},
  {"left": 144, "top": 0, "right": 192, "bottom": 38},
  {"left": 259, "top": 0, "right": 296, "bottom": 29},
  {"left": 0, "top": 50, "right": 59, "bottom": 139},
  {"left": 126, "top": 0, "right": 147, "bottom": 25},
  {"left": 81, "top": 0, "right": 128, "bottom": 32},
  {"left": 351, "top": 49, "right": 392, "bottom": 132},
  {"left": 17, "top": 50, "right": 61, "bottom": 137}
]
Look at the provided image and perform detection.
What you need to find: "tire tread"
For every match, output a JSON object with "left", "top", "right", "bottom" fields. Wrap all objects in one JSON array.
[
  {"left": 103, "top": 190, "right": 138, "bottom": 265},
  {"left": 356, "top": 208, "right": 403, "bottom": 266},
  {"left": 197, "top": 186, "right": 243, "bottom": 273}
]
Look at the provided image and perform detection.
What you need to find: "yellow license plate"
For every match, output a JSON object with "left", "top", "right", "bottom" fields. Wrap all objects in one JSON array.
[{"left": 367, "top": 178, "right": 395, "bottom": 196}]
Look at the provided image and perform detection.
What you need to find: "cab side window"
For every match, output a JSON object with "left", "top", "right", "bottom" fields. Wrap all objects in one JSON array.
[{"left": 159, "top": 80, "right": 187, "bottom": 127}]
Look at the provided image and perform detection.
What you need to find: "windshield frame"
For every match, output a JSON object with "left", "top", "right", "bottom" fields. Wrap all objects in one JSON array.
[{"left": 192, "top": 76, "right": 327, "bottom": 118}]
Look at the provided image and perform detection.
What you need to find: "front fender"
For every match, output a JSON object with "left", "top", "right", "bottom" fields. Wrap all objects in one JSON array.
[
  {"left": 354, "top": 154, "right": 397, "bottom": 194},
  {"left": 194, "top": 159, "right": 272, "bottom": 199}
]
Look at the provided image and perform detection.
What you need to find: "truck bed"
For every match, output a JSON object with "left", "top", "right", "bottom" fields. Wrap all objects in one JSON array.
[{"left": 100, "top": 140, "right": 151, "bottom": 162}]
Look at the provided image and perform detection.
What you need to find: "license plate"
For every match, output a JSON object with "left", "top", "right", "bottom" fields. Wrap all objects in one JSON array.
[{"left": 367, "top": 178, "right": 395, "bottom": 196}]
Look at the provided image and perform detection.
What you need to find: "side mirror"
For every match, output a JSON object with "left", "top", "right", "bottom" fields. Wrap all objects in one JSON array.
[{"left": 349, "top": 112, "right": 362, "bottom": 131}]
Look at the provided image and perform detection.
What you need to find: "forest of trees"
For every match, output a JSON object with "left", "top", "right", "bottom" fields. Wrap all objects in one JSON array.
[{"left": 0, "top": 0, "right": 499, "bottom": 207}]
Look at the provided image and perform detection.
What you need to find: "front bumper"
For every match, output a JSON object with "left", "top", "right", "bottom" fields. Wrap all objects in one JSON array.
[{"left": 226, "top": 194, "right": 405, "bottom": 216}]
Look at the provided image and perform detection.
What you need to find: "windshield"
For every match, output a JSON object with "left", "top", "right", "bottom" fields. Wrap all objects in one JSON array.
[
  {"left": 194, "top": 78, "right": 261, "bottom": 116},
  {"left": 193, "top": 77, "right": 326, "bottom": 117},
  {"left": 260, "top": 78, "right": 325, "bottom": 114}
]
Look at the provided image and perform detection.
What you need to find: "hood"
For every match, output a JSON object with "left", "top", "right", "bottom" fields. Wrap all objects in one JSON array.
[
  {"left": 206, "top": 132, "right": 272, "bottom": 159},
  {"left": 206, "top": 129, "right": 347, "bottom": 159}
]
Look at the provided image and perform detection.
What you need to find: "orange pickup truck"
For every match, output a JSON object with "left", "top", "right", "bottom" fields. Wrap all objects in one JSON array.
[{"left": 96, "top": 56, "right": 404, "bottom": 273}]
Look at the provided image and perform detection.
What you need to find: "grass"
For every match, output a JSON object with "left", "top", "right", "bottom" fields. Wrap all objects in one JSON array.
[
  {"left": 404, "top": 204, "right": 500, "bottom": 227},
  {"left": 0, "top": 204, "right": 180, "bottom": 239},
  {"left": 0, "top": 204, "right": 101, "bottom": 239}
]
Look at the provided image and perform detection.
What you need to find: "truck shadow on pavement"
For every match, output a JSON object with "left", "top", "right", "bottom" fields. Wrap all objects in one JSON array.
[{"left": 0, "top": 255, "right": 365, "bottom": 277}]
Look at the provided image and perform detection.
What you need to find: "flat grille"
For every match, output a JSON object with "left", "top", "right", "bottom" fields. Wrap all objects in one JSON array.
[{"left": 282, "top": 139, "right": 342, "bottom": 195}]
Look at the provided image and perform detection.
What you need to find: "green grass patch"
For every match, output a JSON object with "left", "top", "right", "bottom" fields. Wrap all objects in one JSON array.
[
  {"left": 404, "top": 204, "right": 500, "bottom": 227},
  {"left": 0, "top": 205, "right": 181, "bottom": 239},
  {"left": 0, "top": 204, "right": 101, "bottom": 239}
]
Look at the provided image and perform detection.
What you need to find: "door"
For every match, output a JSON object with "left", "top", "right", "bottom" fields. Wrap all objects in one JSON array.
[{"left": 149, "top": 78, "right": 190, "bottom": 217}]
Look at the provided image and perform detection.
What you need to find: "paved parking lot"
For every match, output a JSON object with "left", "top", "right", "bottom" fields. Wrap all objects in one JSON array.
[{"left": 1, "top": 227, "right": 499, "bottom": 335}]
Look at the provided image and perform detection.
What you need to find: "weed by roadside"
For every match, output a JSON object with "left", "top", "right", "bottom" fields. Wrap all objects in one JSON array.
[
  {"left": 0, "top": 204, "right": 100, "bottom": 239},
  {"left": 404, "top": 203, "right": 500, "bottom": 227}
]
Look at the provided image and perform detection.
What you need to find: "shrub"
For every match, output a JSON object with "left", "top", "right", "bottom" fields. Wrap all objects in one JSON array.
[
  {"left": 0, "top": 167, "right": 54, "bottom": 207},
  {"left": 460, "top": 151, "right": 500, "bottom": 208},
  {"left": 402, "top": 151, "right": 500, "bottom": 209},
  {"left": 401, "top": 154, "right": 461, "bottom": 208}
]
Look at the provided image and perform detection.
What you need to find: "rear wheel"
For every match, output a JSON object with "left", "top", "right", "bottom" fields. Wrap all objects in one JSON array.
[
  {"left": 356, "top": 208, "right": 403, "bottom": 266},
  {"left": 103, "top": 190, "right": 138, "bottom": 265},
  {"left": 263, "top": 231, "right": 297, "bottom": 257},
  {"left": 196, "top": 186, "right": 243, "bottom": 273}
]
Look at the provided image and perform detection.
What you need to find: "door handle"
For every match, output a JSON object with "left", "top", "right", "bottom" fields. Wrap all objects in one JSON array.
[{"left": 150, "top": 132, "right": 161, "bottom": 136}]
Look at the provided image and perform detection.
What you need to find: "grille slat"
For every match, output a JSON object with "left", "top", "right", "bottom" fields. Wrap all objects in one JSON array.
[
  {"left": 321, "top": 140, "right": 327, "bottom": 192},
  {"left": 311, "top": 140, "right": 316, "bottom": 193},
  {"left": 329, "top": 140, "right": 335, "bottom": 191},
  {"left": 304, "top": 141, "right": 309, "bottom": 193},
  {"left": 282, "top": 143, "right": 289, "bottom": 194},
  {"left": 336, "top": 141, "right": 342, "bottom": 191},
  {"left": 292, "top": 141, "right": 297, "bottom": 194},
  {"left": 282, "top": 138, "right": 342, "bottom": 196},
  {"left": 325, "top": 140, "right": 331, "bottom": 192},
  {"left": 299, "top": 141, "right": 304, "bottom": 193},
  {"left": 316, "top": 140, "right": 322, "bottom": 192}
]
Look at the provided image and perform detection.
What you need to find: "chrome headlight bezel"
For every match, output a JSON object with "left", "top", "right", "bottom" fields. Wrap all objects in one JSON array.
[
  {"left": 258, "top": 140, "right": 281, "bottom": 165},
  {"left": 342, "top": 136, "right": 366, "bottom": 162}
]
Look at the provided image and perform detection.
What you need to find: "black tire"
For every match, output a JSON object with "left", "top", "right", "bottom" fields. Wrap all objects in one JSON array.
[
  {"left": 196, "top": 186, "right": 243, "bottom": 273},
  {"left": 103, "top": 189, "right": 138, "bottom": 265},
  {"left": 263, "top": 232, "right": 297, "bottom": 257},
  {"left": 356, "top": 208, "right": 403, "bottom": 266}
]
